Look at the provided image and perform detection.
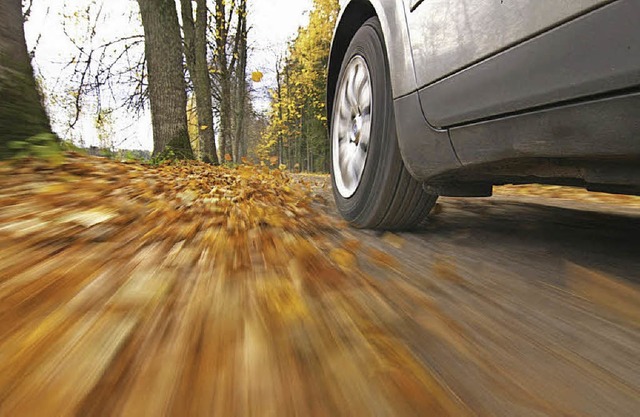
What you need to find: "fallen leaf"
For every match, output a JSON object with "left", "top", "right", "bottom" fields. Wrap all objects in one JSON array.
[
  {"left": 329, "top": 248, "right": 357, "bottom": 269},
  {"left": 368, "top": 248, "right": 397, "bottom": 268},
  {"left": 382, "top": 232, "right": 404, "bottom": 249}
]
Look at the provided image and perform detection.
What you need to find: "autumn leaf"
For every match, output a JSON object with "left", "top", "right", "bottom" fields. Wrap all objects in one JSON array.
[
  {"left": 342, "top": 238, "right": 361, "bottom": 253},
  {"left": 368, "top": 248, "right": 398, "bottom": 269},
  {"left": 251, "top": 71, "right": 264, "bottom": 82},
  {"left": 329, "top": 248, "right": 357, "bottom": 269},
  {"left": 382, "top": 232, "right": 404, "bottom": 249},
  {"left": 224, "top": 154, "right": 232, "bottom": 162}
]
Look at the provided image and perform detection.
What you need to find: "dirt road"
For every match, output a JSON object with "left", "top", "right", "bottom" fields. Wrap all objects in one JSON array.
[{"left": 1, "top": 158, "right": 639, "bottom": 416}]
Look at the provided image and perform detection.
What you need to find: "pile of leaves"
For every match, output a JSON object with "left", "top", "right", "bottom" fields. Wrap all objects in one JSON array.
[{"left": 0, "top": 153, "right": 343, "bottom": 272}]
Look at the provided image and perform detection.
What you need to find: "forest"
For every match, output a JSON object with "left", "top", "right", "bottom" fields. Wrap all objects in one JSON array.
[{"left": 0, "top": 0, "right": 339, "bottom": 171}]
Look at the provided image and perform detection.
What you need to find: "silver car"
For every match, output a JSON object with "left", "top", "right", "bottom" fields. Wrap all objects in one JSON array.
[{"left": 327, "top": 0, "right": 640, "bottom": 229}]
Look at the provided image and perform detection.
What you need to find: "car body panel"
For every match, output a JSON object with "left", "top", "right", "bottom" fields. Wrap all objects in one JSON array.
[
  {"left": 417, "top": 0, "right": 640, "bottom": 127},
  {"left": 405, "top": 0, "right": 611, "bottom": 89},
  {"left": 449, "top": 92, "right": 640, "bottom": 167},
  {"left": 393, "top": 93, "right": 461, "bottom": 181}
]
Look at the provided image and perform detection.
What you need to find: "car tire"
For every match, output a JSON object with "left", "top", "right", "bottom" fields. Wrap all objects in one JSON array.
[{"left": 330, "top": 17, "right": 437, "bottom": 230}]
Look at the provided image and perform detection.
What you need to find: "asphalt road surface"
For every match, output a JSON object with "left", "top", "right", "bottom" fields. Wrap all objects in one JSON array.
[{"left": 312, "top": 184, "right": 640, "bottom": 417}]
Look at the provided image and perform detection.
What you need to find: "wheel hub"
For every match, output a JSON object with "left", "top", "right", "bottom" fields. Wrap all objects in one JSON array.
[{"left": 351, "top": 113, "right": 363, "bottom": 145}]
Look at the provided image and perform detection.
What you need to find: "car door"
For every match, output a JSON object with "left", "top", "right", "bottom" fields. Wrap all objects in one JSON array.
[{"left": 404, "top": 0, "right": 614, "bottom": 127}]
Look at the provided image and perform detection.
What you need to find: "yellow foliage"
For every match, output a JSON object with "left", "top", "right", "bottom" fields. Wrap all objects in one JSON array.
[
  {"left": 259, "top": 0, "right": 340, "bottom": 163},
  {"left": 186, "top": 95, "right": 201, "bottom": 159}
]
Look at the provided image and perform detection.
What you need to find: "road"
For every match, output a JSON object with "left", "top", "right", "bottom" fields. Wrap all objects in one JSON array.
[
  {"left": 1, "top": 159, "right": 639, "bottom": 416},
  {"left": 311, "top": 182, "right": 640, "bottom": 417}
]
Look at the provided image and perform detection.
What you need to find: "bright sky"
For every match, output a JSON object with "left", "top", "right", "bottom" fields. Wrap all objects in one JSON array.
[{"left": 24, "top": 0, "right": 313, "bottom": 151}]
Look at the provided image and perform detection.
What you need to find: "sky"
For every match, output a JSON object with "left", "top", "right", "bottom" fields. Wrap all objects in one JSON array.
[{"left": 24, "top": 0, "right": 313, "bottom": 151}]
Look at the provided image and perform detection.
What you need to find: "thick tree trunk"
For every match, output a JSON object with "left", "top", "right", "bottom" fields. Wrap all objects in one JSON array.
[
  {"left": 137, "top": 0, "right": 192, "bottom": 158},
  {"left": 0, "top": 0, "right": 53, "bottom": 158},
  {"left": 180, "top": 0, "right": 196, "bottom": 83},
  {"left": 232, "top": 0, "right": 247, "bottom": 163},
  {"left": 218, "top": 77, "right": 232, "bottom": 159},
  {"left": 181, "top": 0, "right": 218, "bottom": 164},
  {"left": 194, "top": 0, "right": 218, "bottom": 164},
  {"left": 214, "top": 0, "right": 232, "bottom": 160}
]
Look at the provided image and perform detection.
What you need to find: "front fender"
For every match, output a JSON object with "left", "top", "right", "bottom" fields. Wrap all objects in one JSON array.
[{"left": 328, "top": 0, "right": 418, "bottom": 104}]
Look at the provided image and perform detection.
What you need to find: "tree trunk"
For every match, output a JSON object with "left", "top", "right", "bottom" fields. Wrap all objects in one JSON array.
[
  {"left": 0, "top": 0, "right": 53, "bottom": 158},
  {"left": 137, "top": 0, "right": 192, "bottom": 158},
  {"left": 194, "top": 0, "right": 218, "bottom": 164},
  {"left": 215, "top": 0, "right": 232, "bottom": 161},
  {"left": 232, "top": 0, "right": 247, "bottom": 163},
  {"left": 275, "top": 61, "right": 283, "bottom": 165},
  {"left": 181, "top": 0, "right": 218, "bottom": 164}
]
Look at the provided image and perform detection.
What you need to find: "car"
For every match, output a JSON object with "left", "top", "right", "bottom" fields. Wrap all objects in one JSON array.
[{"left": 326, "top": 0, "right": 640, "bottom": 229}]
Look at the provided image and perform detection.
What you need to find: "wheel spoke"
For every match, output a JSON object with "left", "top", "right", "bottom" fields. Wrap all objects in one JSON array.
[
  {"left": 358, "top": 80, "right": 371, "bottom": 112},
  {"left": 339, "top": 89, "right": 351, "bottom": 118},
  {"left": 339, "top": 140, "right": 350, "bottom": 160},
  {"left": 349, "top": 154, "right": 361, "bottom": 182},
  {"left": 353, "top": 147, "right": 366, "bottom": 172},
  {"left": 341, "top": 148, "right": 353, "bottom": 177},
  {"left": 346, "top": 67, "right": 359, "bottom": 108},
  {"left": 354, "top": 64, "right": 366, "bottom": 101},
  {"left": 337, "top": 115, "right": 350, "bottom": 140},
  {"left": 359, "top": 119, "right": 371, "bottom": 149}
]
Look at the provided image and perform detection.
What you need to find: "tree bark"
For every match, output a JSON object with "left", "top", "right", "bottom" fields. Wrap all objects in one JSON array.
[
  {"left": 137, "top": 0, "right": 192, "bottom": 158},
  {"left": 275, "top": 61, "right": 283, "bottom": 165},
  {"left": 181, "top": 0, "right": 218, "bottom": 164},
  {"left": 0, "top": 0, "right": 53, "bottom": 157},
  {"left": 232, "top": 0, "right": 247, "bottom": 163},
  {"left": 214, "top": 0, "right": 233, "bottom": 160},
  {"left": 193, "top": 0, "right": 218, "bottom": 164}
]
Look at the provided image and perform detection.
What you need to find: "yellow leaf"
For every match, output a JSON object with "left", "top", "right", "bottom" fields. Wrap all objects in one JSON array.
[
  {"left": 199, "top": 125, "right": 208, "bottom": 130},
  {"left": 382, "top": 232, "right": 404, "bottom": 249},
  {"left": 329, "top": 248, "right": 357, "bottom": 269},
  {"left": 251, "top": 71, "right": 264, "bottom": 82}
]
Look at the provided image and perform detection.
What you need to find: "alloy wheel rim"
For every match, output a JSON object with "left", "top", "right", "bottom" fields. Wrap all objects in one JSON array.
[{"left": 332, "top": 55, "right": 372, "bottom": 198}]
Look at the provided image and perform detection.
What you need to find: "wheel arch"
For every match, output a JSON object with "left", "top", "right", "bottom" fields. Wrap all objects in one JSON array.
[{"left": 327, "top": 0, "right": 417, "bottom": 132}]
